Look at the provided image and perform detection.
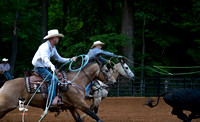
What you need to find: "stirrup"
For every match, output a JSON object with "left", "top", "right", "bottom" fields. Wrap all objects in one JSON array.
[{"left": 57, "top": 101, "right": 64, "bottom": 106}]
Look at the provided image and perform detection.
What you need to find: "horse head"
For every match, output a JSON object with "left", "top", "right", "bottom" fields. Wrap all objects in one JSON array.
[
  {"left": 112, "top": 59, "right": 135, "bottom": 81},
  {"left": 96, "top": 62, "right": 117, "bottom": 86}
]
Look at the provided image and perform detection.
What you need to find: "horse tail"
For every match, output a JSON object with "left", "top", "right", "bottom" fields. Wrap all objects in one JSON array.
[{"left": 145, "top": 92, "right": 166, "bottom": 108}]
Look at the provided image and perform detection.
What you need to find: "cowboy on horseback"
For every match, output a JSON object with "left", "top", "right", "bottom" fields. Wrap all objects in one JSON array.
[
  {"left": 32, "top": 29, "right": 77, "bottom": 107},
  {"left": 85, "top": 41, "right": 122, "bottom": 97},
  {"left": 87, "top": 41, "right": 122, "bottom": 64}
]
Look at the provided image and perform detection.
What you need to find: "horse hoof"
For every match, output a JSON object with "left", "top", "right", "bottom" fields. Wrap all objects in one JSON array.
[{"left": 97, "top": 119, "right": 103, "bottom": 122}]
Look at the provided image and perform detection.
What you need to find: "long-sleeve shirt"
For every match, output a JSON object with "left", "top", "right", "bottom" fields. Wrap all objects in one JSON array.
[
  {"left": 32, "top": 41, "right": 70, "bottom": 68},
  {"left": 0, "top": 63, "right": 10, "bottom": 72},
  {"left": 87, "top": 47, "right": 118, "bottom": 63}
]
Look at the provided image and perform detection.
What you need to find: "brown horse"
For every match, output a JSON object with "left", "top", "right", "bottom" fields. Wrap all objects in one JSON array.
[{"left": 0, "top": 62, "right": 116, "bottom": 122}]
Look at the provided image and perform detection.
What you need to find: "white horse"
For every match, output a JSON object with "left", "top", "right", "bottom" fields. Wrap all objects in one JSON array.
[{"left": 81, "top": 60, "right": 135, "bottom": 118}]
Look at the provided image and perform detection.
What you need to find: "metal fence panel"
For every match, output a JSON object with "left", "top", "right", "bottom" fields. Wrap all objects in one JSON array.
[{"left": 108, "top": 76, "right": 200, "bottom": 97}]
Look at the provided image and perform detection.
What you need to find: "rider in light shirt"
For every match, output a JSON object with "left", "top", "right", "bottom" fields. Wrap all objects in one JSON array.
[{"left": 32, "top": 29, "right": 77, "bottom": 107}]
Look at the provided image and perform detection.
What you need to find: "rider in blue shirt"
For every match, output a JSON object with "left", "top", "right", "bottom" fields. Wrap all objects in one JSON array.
[
  {"left": 87, "top": 41, "right": 120, "bottom": 64},
  {"left": 85, "top": 41, "right": 121, "bottom": 96}
]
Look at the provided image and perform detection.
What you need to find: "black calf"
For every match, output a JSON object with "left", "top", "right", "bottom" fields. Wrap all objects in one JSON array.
[{"left": 145, "top": 89, "right": 200, "bottom": 122}]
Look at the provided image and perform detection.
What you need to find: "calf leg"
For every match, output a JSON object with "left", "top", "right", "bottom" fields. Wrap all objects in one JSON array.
[
  {"left": 171, "top": 108, "right": 190, "bottom": 122},
  {"left": 188, "top": 112, "right": 199, "bottom": 121}
]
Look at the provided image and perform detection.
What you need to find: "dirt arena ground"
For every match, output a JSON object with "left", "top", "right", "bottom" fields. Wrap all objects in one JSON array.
[{"left": 1, "top": 97, "right": 199, "bottom": 122}]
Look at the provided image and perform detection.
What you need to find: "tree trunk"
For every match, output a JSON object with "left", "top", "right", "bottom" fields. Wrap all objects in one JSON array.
[
  {"left": 41, "top": 0, "right": 48, "bottom": 43},
  {"left": 140, "top": 15, "right": 146, "bottom": 96},
  {"left": 62, "top": 0, "right": 67, "bottom": 35},
  {"left": 121, "top": 0, "right": 134, "bottom": 67},
  {"left": 10, "top": 11, "right": 20, "bottom": 75}
]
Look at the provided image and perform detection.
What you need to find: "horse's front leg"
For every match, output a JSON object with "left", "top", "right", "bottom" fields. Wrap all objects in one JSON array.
[
  {"left": 93, "top": 97, "right": 102, "bottom": 114},
  {"left": 69, "top": 107, "right": 82, "bottom": 122},
  {"left": 81, "top": 98, "right": 95, "bottom": 119},
  {"left": 78, "top": 100, "right": 102, "bottom": 122}
]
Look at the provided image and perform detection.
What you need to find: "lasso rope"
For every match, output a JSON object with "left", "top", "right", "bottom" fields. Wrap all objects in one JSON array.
[
  {"left": 22, "top": 54, "right": 89, "bottom": 122},
  {"left": 58, "top": 54, "right": 89, "bottom": 84},
  {"left": 107, "top": 56, "right": 200, "bottom": 75},
  {"left": 153, "top": 65, "right": 200, "bottom": 75}
]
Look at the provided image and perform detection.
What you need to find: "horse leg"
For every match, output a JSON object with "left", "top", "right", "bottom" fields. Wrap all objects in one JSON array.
[
  {"left": 81, "top": 99, "right": 95, "bottom": 119},
  {"left": 0, "top": 108, "right": 16, "bottom": 119},
  {"left": 171, "top": 108, "right": 190, "bottom": 122},
  {"left": 69, "top": 107, "right": 82, "bottom": 122},
  {"left": 0, "top": 93, "right": 19, "bottom": 119},
  {"left": 93, "top": 97, "right": 102, "bottom": 114},
  {"left": 78, "top": 100, "right": 102, "bottom": 122}
]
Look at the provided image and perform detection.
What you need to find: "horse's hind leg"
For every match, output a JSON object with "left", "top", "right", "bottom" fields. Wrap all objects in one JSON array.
[
  {"left": 0, "top": 95, "right": 18, "bottom": 119},
  {"left": 0, "top": 108, "right": 16, "bottom": 119},
  {"left": 69, "top": 107, "right": 82, "bottom": 122}
]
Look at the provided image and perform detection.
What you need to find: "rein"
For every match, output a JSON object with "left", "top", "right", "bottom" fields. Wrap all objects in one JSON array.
[
  {"left": 74, "top": 63, "right": 110, "bottom": 92},
  {"left": 92, "top": 81, "right": 108, "bottom": 92}
]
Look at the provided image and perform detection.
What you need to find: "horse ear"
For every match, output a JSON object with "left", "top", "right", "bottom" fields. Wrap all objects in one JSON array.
[{"left": 120, "top": 59, "right": 124, "bottom": 64}]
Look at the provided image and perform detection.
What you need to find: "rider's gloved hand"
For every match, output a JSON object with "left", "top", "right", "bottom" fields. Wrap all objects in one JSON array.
[
  {"left": 71, "top": 56, "right": 77, "bottom": 62},
  {"left": 50, "top": 64, "right": 56, "bottom": 72}
]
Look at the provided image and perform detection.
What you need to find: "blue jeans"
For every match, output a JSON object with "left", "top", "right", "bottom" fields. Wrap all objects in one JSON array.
[
  {"left": 4, "top": 71, "right": 12, "bottom": 80},
  {"left": 34, "top": 67, "right": 58, "bottom": 104},
  {"left": 85, "top": 83, "right": 91, "bottom": 95}
]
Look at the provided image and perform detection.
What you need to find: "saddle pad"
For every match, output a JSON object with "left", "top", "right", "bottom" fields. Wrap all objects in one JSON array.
[{"left": 25, "top": 76, "right": 47, "bottom": 93}]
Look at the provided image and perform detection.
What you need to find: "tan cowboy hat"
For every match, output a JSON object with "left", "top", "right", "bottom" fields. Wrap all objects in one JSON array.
[
  {"left": 2, "top": 58, "right": 8, "bottom": 62},
  {"left": 91, "top": 41, "right": 105, "bottom": 49},
  {"left": 43, "top": 29, "right": 64, "bottom": 40}
]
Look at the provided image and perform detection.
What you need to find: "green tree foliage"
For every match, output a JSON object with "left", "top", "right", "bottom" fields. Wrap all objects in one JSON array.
[
  {"left": 0, "top": 0, "right": 200, "bottom": 76},
  {"left": 133, "top": 0, "right": 200, "bottom": 75},
  {"left": 0, "top": 0, "right": 41, "bottom": 76}
]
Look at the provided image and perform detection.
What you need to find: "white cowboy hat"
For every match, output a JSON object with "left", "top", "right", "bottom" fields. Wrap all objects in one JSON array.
[
  {"left": 43, "top": 29, "right": 64, "bottom": 40},
  {"left": 91, "top": 41, "right": 105, "bottom": 49},
  {"left": 2, "top": 58, "right": 8, "bottom": 62}
]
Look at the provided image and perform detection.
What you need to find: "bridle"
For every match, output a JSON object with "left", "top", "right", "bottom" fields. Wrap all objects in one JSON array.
[
  {"left": 82, "top": 63, "right": 111, "bottom": 83},
  {"left": 111, "top": 60, "right": 131, "bottom": 78},
  {"left": 120, "top": 61, "right": 129, "bottom": 76}
]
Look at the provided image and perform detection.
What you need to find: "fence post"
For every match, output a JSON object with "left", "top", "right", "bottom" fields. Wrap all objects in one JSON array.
[
  {"left": 156, "top": 73, "right": 161, "bottom": 96},
  {"left": 165, "top": 80, "right": 168, "bottom": 92}
]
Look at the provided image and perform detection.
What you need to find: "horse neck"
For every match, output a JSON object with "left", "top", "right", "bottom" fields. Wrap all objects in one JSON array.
[
  {"left": 111, "top": 63, "right": 120, "bottom": 79},
  {"left": 67, "top": 63, "right": 99, "bottom": 88}
]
